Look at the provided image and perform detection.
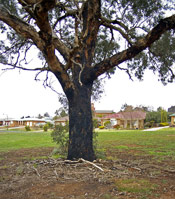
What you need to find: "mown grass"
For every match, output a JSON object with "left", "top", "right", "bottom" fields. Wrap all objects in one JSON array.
[
  {"left": 0, "top": 128, "right": 175, "bottom": 161},
  {"left": 97, "top": 128, "right": 175, "bottom": 160},
  {"left": 0, "top": 131, "right": 56, "bottom": 152}
]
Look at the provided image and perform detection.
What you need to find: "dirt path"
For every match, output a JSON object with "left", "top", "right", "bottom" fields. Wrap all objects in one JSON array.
[{"left": 0, "top": 148, "right": 175, "bottom": 199}]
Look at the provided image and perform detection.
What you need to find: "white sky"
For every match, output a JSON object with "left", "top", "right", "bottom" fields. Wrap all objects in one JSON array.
[
  {"left": 0, "top": 63, "right": 175, "bottom": 119},
  {"left": 95, "top": 69, "right": 175, "bottom": 112},
  {"left": 1, "top": 7, "right": 174, "bottom": 119}
]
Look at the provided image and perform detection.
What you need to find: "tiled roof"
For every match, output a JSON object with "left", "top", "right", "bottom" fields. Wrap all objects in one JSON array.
[
  {"left": 103, "top": 111, "right": 146, "bottom": 120},
  {"left": 55, "top": 116, "right": 69, "bottom": 122},
  {"left": 170, "top": 113, "right": 175, "bottom": 116}
]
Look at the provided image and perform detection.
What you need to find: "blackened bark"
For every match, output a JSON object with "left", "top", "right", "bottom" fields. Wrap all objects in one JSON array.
[{"left": 67, "top": 84, "right": 96, "bottom": 161}]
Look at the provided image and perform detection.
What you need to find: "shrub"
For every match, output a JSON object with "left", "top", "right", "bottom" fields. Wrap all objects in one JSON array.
[
  {"left": 51, "top": 122, "right": 99, "bottom": 158},
  {"left": 43, "top": 124, "right": 49, "bottom": 132},
  {"left": 25, "top": 126, "right": 31, "bottom": 131},
  {"left": 104, "top": 121, "right": 110, "bottom": 126},
  {"left": 99, "top": 126, "right": 105, "bottom": 129},
  {"left": 104, "top": 121, "right": 111, "bottom": 129},
  {"left": 144, "top": 121, "right": 155, "bottom": 128},
  {"left": 93, "top": 119, "right": 99, "bottom": 129},
  {"left": 47, "top": 122, "right": 54, "bottom": 129},
  {"left": 51, "top": 123, "right": 69, "bottom": 156},
  {"left": 159, "top": 122, "right": 169, "bottom": 127}
]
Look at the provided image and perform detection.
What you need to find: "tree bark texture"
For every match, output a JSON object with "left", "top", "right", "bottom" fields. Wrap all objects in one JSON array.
[{"left": 67, "top": 83, "right": 96, "bottom": 161}]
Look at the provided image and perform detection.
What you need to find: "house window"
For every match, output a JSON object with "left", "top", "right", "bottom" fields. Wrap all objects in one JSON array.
[{"left": 110, "top": 119, "right": 117, "bottom": 126}]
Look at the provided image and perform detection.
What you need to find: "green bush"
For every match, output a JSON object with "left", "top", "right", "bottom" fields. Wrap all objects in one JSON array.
[
  {"left": 144, "top": 121, "right": 155, "bottom": 128},
  {"left": 93, "top": 119, "right": 99, "bottom": 129},
  {"left": 99, "top": 126, "right": 105, "bottom": 129},
  {"left": 51, "top": 123, "right": 69, "bottom": 156},
  {"left": 104, "top": 121, "right": 110, "bottom": 126},
  {"left": 25, "top": 126, "right": 31, "bottom": 131},
  {"left": 47, "top": 122, "right": 54, "bottom": 129},
  {"left": 159, "top": 122, "right": 169, "bottom": 127},
  {"left": 51, "top": 123, "right": 99, "bottom": 158},
  {"left": 43, "top": 124, "right": 49, "bottom": 132}
]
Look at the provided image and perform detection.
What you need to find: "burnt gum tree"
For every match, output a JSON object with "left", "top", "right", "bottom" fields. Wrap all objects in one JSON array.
[{"left": 0, "top": 0, "right": 175, "bottom": 161}]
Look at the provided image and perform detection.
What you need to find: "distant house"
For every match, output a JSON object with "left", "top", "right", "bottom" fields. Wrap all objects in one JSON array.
[
  {"left": 0, "top": 118, "right": 14, "bottom": 127},
  {"left": 0, "top": 118, "right": 48, "bottom": 128},
  {"left": 170, "top": 113, "right": 175, "bottom": 126},
  {"left": 102, "top": 111, "right": 146, "bottom": 129},
  {"left": 54, "top": 105, "right": 114, "bottom": 127},
  {"left": 53, "top": 104, "right": 146, "bottom": 129},
  {"left": 22, "top": 118, "right": 47, "bottom": 127},
  {"left": 55, "top": 116, "right": 69, "bottom": 126},
  {"left": 91, "top": 103, "right": 114, "bottom": 118}
]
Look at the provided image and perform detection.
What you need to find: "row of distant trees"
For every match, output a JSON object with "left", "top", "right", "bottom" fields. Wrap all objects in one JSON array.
[{"left": 36, "top": 108, "right": 68, "bottom": 120}]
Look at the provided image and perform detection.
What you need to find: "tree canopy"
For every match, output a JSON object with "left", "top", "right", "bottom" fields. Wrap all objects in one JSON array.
[{"left": 0, "top": 0, "right": 175, "bottom": 87}]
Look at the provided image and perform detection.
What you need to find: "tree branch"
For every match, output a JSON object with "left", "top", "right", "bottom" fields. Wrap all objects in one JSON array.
[
  {"left": 101, "top": 21, "right": 133, "bottom": 46},
  {"left": 0, "top": 5, "right": 45, "bottom": 51},
  {"left": 100, "top": 16, "right": 129, "bottom": 31},
  {"left": 53, "top": 9, "right": 77, "bottom": 29},
  {"left": 92, "top": 14, "right": 175, "bottom": 80},
  {"left": 2, "top": 63, "right": 50, "bottom": 72},
  {"left": 116, "top": 65, "right": 133, "bottom": 81},
  {"left": 80, "top": 0, "right": 101, "bottom": 67}
]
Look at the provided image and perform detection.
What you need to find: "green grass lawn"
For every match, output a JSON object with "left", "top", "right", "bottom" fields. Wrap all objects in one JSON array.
[
  {"left": 1, "top": 128, "right": 175, "bottom": 199},
  {"left": 0, "top": 128, "right": 175, "bottom": 160},
  {"left": 97, "top": 128, "right": 175, "bottom": 160},
  {"left": 0, "top": 131, "right": 56, "bottom": 152}
]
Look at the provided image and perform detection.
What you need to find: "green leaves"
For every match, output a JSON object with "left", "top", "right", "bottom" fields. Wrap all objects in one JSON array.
[
  {"left": 0, "top": 0, "right": 19, "bottom": 16},
  {"left": 0, "top": 0, "right": 175, "bottom": 91}
]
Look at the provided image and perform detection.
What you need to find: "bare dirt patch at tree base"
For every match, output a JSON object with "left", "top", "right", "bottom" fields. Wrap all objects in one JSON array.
[{"left": 0, "top": 148, "right": 175, "bottom": 199}]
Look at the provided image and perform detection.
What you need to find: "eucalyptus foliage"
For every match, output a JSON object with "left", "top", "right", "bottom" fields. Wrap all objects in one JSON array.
[{"left": 0, "top": 0, "right": 175, "bottom": 85}]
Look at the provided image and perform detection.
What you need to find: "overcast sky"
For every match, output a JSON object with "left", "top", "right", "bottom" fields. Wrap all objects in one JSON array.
[
  {"left": 0, "top": 62, "right": 175, "bottom": 119},
  {"left": 1, "top": 8, "right": 175, "bottom": 119}
]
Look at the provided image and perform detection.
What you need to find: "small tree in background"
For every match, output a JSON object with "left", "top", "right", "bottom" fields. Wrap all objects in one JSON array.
[
  {"left": 55, "top": 107, "right": 68, "bottom": 118},
  {"left": 44, "top": 112, "right": 50, "bottom": 118},
  {"left": 161, "top": 109, "right": 168, "bottom": 123}
]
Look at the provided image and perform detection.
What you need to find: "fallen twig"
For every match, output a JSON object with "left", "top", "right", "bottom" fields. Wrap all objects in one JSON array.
[
  {"left": 79, "top": 158, "right": 104, "bottom": 172},
  {"left": 32, "top": 166, "right": 40, "bottom": 177},
  {"left": 64, "top": 160, "right": 80, "bottom": 164},
  {"left": 163, "top": 169, "right": 175, "bottom": 174},
  {"left": 54, "top": 169, "right": 58, "bottom": 178},
  {"left": 64, "top": 158, "right": 104, "bottom": 171}
]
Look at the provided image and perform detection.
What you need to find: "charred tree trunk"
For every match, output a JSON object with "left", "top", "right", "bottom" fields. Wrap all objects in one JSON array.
[{"left": 67, "top": 83, "right": 96, "bottom": 161}]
